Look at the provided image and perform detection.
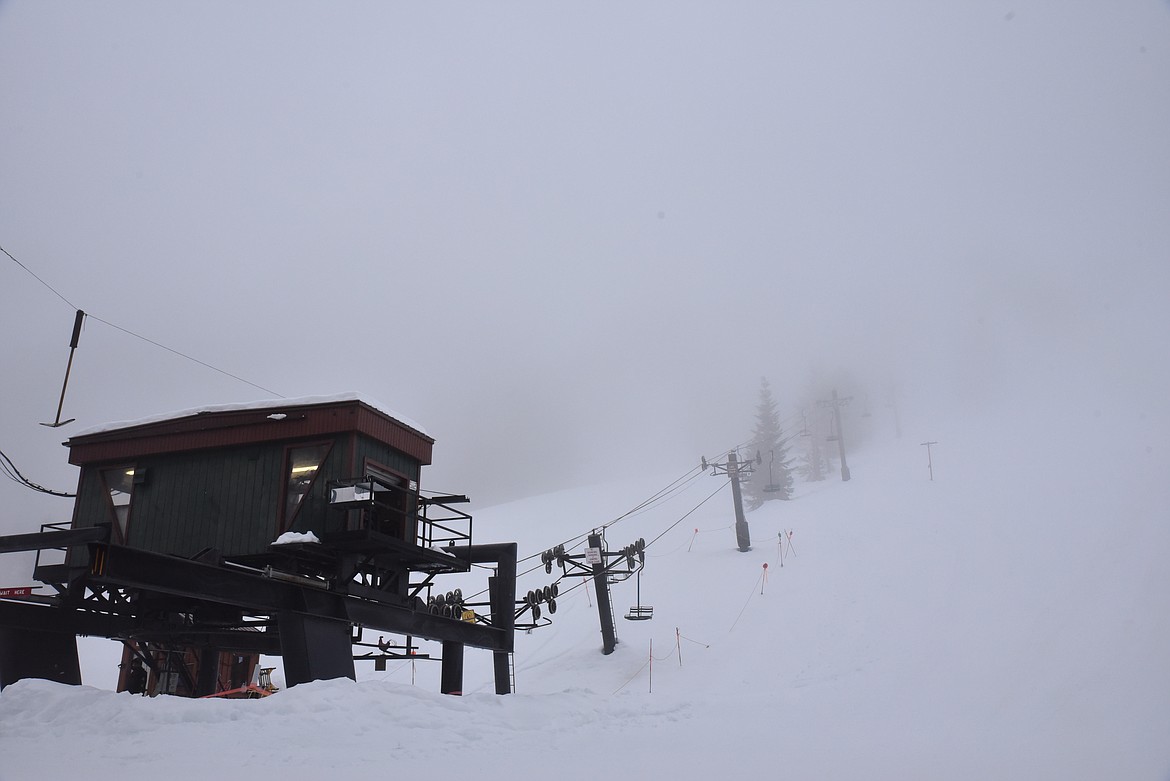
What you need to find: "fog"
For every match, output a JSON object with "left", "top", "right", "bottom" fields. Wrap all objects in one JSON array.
[{"left": 2, "top": 1, "right": 1168, "bottom": 537}]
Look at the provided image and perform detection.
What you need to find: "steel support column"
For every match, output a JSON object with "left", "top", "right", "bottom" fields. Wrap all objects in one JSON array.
[
  {"left": 0, "top": 626, "right": 81, "bottom": 690},
  {"left": 440, "top": 640, "right": 464, "bottom": 695},
  {"left": 589, "top": 533, "right": 617, "bottom": 655},
  {"left": 277, "top": 612, "right": 356, "bottom": 687}
]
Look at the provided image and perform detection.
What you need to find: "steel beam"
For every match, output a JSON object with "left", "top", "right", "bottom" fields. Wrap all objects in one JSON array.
[
  {"left": 0, "top": 600, "right": 282, "bottom": 654},
  {"left": 88, "top": 543, "right": 512, "bottom": 651},
  {"left": 0, "top": 526, "right": 108, "bottom": 554},
  {"left": 0, "top": 599, "right": 134, "bottom": 636}
]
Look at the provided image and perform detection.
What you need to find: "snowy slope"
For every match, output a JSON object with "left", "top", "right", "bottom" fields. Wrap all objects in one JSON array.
[{"left": 1, "top": 389, "right": 1168, "bottom": 781}]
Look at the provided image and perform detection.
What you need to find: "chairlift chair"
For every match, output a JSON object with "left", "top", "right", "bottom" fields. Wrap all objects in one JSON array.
[
  {"left": 624, "top": 568, "right": 653, "bottom": 621},
  {"left": 762, "top": 449, "right": 784, "bottom": 493}
]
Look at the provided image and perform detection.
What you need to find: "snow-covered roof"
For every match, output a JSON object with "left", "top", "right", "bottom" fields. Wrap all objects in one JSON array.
[{"left": 69, "top": 393, "right": 428, "bottom": 439}]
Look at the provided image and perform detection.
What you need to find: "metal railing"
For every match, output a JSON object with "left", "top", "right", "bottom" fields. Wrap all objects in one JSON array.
[
  {"left": 327, "top": 475, "right": 472, "bottom": 550},
  {"left": 33, "top": 521, "right": 72, "bottom": 571},
  {"left": 415, "top": 495, "right": 472, "bottom": 550}
]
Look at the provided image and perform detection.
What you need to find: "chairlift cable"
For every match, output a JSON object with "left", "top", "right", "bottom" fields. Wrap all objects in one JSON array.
[
  {"left": 0, "top": 447, "right": 76, "bottom": 497},
  {"left": 1, "top": 244, "right": 78, "bottom": 309},
  {"left": 599, "top": 464, "right": 708, "bottom": 529},
  {"left": 643, "top": 481, "right": 728, "bottom": 550},
  {"left": 84, "top": 313, "right": 284, "bottom": 398},
  {"left": 516, "top": 461, "right": 707, "bottom": 565},
  {"left": 598, "top": 468, "right": 707, "bottom": 530},
  {"left": 3, "top": 244, "right": 284, "bottom": 399},
  {"left": 517, "top": 441, "right": 735, "bottom": 568},
  {"left": 494, "top": 456, "right": 734, "bottom": 601}
]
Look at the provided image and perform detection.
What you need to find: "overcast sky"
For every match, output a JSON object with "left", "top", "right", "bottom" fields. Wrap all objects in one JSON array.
[{"left": 2, "top": 1, "right": 1168, "bottom": 528}]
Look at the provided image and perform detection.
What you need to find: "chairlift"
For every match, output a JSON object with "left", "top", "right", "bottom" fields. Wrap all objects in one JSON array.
[
  {"left": 624, "top": 568, "right": 653, "bottom": 621},
  {"left": 763, "top": 449, "right": 784, "bottom": 493}
]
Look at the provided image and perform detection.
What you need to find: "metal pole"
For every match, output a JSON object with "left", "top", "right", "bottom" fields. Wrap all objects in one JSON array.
[
  {"left": 589, "top": 532, "right": 617, "bottom": 654},
  {"left": 832, "top": 389, "right": 851, "bottom": 481},
  {"left": 729, "top": 452, "right": 751, "bottom": 551},
  {"left": 488, "top": 573, "right": 513, "bottom": 695},
  {"left": 43, "top": 310, "right": 85, "bottom": 428},
  {"left": 920, "top": 441, "right": 938, "bottom": 481}
]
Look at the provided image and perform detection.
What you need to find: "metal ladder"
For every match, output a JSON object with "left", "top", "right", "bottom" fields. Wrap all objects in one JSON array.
[{"left": 606, "top": 587, "right": 619, "bottom": 645}]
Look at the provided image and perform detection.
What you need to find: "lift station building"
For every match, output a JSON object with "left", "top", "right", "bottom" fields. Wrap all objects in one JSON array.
[{"left": 0, "top": 394, "right": 517, "bottom": 697}]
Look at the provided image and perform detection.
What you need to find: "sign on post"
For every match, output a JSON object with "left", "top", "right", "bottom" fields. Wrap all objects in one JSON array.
[{"left": 0, "top": 586, "right": 34, "bottom": 598}]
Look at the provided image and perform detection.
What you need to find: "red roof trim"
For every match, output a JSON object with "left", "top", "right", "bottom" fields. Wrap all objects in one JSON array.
[{"left": 66, "top": 399, "right": 434, "bottom": 466}]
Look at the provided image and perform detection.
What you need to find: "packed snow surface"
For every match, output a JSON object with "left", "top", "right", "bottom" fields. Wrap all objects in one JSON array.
[{"left": 2, "top": 393, "right": 1168, "bottom": 780}]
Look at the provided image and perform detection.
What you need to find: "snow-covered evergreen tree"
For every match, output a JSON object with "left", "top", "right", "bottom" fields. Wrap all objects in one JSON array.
[{"left": 744, "top": 377, "right": 794, "bottom": 509}]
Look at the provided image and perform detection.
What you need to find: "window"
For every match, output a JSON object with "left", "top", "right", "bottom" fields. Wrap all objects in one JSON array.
[
  {"left": 100, "top": 466, "right": 136, "bottom": 543},
  {"left": 281, "top": 443, "right": 331, "bottom": 532}
]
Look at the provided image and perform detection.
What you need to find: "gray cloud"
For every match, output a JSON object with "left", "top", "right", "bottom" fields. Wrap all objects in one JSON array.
[{"left": 2, "top": 1, "right": 1167, "bottom": 521}]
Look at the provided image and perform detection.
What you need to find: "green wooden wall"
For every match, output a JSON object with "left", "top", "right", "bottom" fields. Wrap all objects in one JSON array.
[
  {"left": 354, "top": 435, "right": 421, "bottom": 483},
  {"left": 70, "top": 433, "right": 423, "bottom": 558}
]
